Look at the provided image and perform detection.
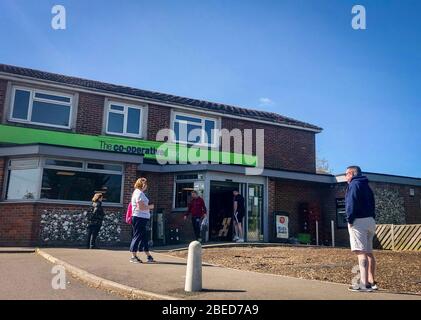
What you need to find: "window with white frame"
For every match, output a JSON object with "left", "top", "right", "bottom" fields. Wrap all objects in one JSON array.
[
  {"left": 10, "top": 86, "right": 73, "bottom": 128},
  {"left": 173, "top": 112, "right": 218, "bottom": 147},
  {"left": 106, "top": 101, "right": 143, "bottom": 137},
  {"left": 6, "top": 159, "right": 42, "bottom": 200},
  {"left": 5, "top": 158, "right": 123, "bottom": 204}
]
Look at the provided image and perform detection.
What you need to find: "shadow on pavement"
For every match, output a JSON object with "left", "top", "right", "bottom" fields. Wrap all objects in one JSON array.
[
  {"left": 148, "top": 261, "right": 216, "bottom": 267},
  {"left": 201, "top": 288, "right": 247, "bottom": 293}
]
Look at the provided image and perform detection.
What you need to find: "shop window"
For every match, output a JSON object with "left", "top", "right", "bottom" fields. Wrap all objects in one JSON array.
[
  {"left": 106, "top": 101, "right": 143, "bottom": 137},
  {"left": 4, "top": 158, "right": 123, "bottom": 204},
  {"left": 87, "top": 163, "right": 122, "bottom": 172},
  {"left": 10, "top": 86, "right": 73, "bottom": 128},
  {"left": 6, "top": 159, "right": 40, "bottom": 200},
  {"left": 173, "top": 112, "right": 218, "bottom": 147},
  {"left": 45, "top": 159, "right": 83, "bottom": 168},
  {"left": 6, "top": 159, "right": 42, "bottom": 200},
  {"left": 41, "top": 169, "right": 122, "bottom": 203},
  {"left": 175, "top": 182, "right": 194, "bottom": 208}
]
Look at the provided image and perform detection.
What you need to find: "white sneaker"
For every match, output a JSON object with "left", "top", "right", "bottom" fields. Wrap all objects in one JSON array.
[
  {"left": 236, "top": 238, "right": 244, "bottom": 243},
  {"left": 348, "top": 283, "right": 373, "bottom": 292},
  {"left": 233, "top": 235, "right": 239, "bottom": 241}
]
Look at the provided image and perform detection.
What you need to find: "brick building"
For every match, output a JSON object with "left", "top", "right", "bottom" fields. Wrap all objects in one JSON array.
[{"left": 0, "top": 64, "right": 420, "bottom": 247}]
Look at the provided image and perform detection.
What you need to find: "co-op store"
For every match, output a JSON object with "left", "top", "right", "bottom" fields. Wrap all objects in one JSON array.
[{"left": 1, "top": 64, "right": 420, "bottom": 247}]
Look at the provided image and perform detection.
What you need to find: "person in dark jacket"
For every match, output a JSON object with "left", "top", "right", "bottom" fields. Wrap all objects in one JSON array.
[
  {"left": 184, "top": 191, "right": 207, "bottom": 241},
  {"left": 345, "top": 166, "right": 377, "bottom": 292},
  {"left": 86, "top": 193, "right": 105, "bottom": 249}
]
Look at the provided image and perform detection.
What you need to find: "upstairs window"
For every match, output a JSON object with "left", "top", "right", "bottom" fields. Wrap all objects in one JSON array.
[
  {"left": 106, "top": 101, "right": 144, "bottom": 138},
  {"left": 10, "top": 86, "right": 73, "bottom": 129},
  {"left": 173, "top": 112, "right": 218, "bottom": 147}
]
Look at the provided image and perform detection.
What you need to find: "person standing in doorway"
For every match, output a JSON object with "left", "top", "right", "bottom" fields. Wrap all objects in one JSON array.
[
  {"left": 184, "top": 191, "right": 207, "bottom": 242},
  {"left": 86, "top": 193, "right": 105, "bottom": 249},
  {"left": 233, "top": 190, "right": 245, "bottom": 243},
  {"left": 129, "top": 178, "right": 155, "bottom": 263},
  {"left": 345, "top": 166, "right": 377, "bottom": 292}
]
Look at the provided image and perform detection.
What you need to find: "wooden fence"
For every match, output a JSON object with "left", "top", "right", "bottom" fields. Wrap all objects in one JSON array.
[{"left": 374, "top": 224, "right": 421, "bottom": 251}]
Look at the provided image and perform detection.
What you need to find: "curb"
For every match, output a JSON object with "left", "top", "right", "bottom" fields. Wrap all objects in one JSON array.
[
  {"left": 164, "top": 242, "right": 336, "bottom": 252},
  {"left": 0, "top": 248, "right": 36, "bottom": 254},
  {"left": 36, "top": 248, "right": 179, "bottom": 300}
]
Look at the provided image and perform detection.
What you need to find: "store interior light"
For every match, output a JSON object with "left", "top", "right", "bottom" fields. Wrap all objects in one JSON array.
[{"left": 56, "top": 171, "right": 75, "bottom": 176}]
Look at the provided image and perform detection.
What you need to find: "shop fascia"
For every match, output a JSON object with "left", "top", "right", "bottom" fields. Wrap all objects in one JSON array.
[{"left": 0, "top": 124, "right": 258, "bottom": 167}]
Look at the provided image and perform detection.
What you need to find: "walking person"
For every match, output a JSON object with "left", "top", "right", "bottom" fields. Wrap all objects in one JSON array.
[
  {"left": 129, "top": 178, "right": 155, "bottom": 263},
  {"left": 86, "top": 193, "right": 105, "bottom": 249},
  {"left": 345, "top": 166, "right": 378, "bottom": 292},
  {"left": 233, "top": 190, "right": 245, "bottom": 242},
  {"left": 184, "top": 190, "right": 207, "bottom": 242}
]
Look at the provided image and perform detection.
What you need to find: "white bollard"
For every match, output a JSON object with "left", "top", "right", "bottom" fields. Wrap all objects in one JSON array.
[
  {"left": 185, "top": 241, "right": 202, "bottom": 292},
  {"left": 331, "top": 220, "right": 335, "bottom": 247},
  {"left": 316, "top": 220, "right": 319, "bottom": 246}
]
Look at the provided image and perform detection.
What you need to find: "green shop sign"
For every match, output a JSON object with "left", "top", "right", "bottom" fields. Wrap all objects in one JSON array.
[{"left": 0, "top": 124, "right": 257, "bottom": 166}]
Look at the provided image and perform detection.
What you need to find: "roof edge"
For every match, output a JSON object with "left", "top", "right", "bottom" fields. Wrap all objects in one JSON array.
[{"left": 0, "top": 63, "right": 323, "bottom": 133}]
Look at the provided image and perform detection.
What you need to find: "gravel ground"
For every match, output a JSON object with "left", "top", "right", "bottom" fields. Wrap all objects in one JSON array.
[{"left": 169, "top": 246, "right": 421, "bottom": 295}]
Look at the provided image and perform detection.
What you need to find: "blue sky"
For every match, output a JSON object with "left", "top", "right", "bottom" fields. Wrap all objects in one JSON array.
[{"left": 0, "top": 0, "right": 420, "bottom": 177}]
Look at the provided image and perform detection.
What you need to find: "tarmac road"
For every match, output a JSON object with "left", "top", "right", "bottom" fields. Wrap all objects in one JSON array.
[{"left": 0, "top": 253, "right": 123, "bottom": 300}]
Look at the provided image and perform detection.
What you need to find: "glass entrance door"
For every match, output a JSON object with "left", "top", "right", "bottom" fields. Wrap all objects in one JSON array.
[{"left": 246, "top": 184, "right": 264, "bottom": 242}]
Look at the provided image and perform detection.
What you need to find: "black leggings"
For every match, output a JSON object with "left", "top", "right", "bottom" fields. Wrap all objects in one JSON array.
[
  {"left": 87, "top": 225, "right": 101, "bottom": 248},
  {"left": 130, "top": 216, "right": 149, "bottom": 253}
]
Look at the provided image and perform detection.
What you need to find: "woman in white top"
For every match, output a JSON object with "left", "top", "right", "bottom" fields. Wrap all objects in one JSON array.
[{"left": 129, "top": 177, "right": 155, "bottom": 263}]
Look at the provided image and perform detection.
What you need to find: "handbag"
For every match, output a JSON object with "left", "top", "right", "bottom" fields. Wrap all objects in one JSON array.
[{"left": 125, "top": 202, "right": 133, "bottom": 224}]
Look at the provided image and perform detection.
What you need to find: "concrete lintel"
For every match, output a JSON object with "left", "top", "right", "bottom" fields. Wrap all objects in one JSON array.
[
  {"left": 0, "top": 144, "right": 143, "bottom": 164},
  {"left": 139, "top": 163, "right": 336, "bottom": 184}
]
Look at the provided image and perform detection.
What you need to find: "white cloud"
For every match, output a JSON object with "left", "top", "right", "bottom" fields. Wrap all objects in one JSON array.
[{"left": 259, "top": 97, "right": 274, "bottom": 107}]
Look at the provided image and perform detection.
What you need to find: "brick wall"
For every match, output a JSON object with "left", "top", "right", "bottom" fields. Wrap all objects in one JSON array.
[
  {"left": 368, "top": 182, "right": 421, "bottom": 225},
  {"left": 0, "top": 157, "right": 5, "bottom": 200},
  {"left": 75, "top": 92, "right": 105, "bottom": 135},
  {"left": 271, "top": 179, "right": 327, "bottom": 242},
  {"left": 221, "top": 118, "right": 316, "bottom": 173},
  {"left": 147, "top": 104, "right": 171, "bottom": 141},
  {"left": 268, "top": 178, "right": 277, "bottom": 241},
  {"left": 401, "top": 185, "right": 421, "bottom": 224},
  {"left": 121, "top": 163, "right": 139, "bottom": 243},
  {"left": 0, "top": 202, "right": 129, "bottom": 247},
  {"left": 0, "top": 79, "right": 7, "bottom": 123},
  {"left": 0, "top": 203, "right": 38, "bottom": 246}
]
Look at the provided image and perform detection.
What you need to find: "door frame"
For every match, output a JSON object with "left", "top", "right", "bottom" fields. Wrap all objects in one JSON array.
[
  {"left": 245, "top": 183, "right": 265, "bottom": 242},
  {"left": 204, "top": 171, "right": 267, "bottom": 242}
]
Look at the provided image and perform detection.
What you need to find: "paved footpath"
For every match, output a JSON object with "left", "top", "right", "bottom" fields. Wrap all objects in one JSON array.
[
  {"left": 39, "top": 248, "right": 421, "bottom": 300},
  {"left": 0, "top": 252, "right": 123, "bottom": 300}
]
